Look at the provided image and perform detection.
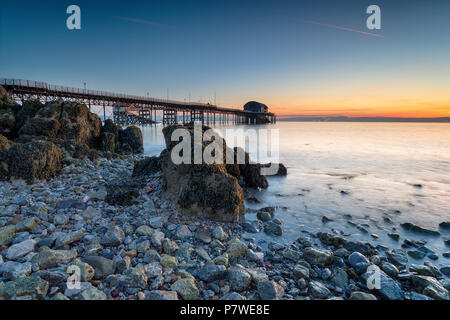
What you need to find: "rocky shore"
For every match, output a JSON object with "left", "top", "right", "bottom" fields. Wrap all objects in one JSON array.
[{"left": 0, "top": 87, "right": 449, "bottom": 300}]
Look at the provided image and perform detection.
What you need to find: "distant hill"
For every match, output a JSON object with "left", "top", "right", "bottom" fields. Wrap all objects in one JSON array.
[{"left": 278, "top": 116, "right": 450, "bottom": 123}]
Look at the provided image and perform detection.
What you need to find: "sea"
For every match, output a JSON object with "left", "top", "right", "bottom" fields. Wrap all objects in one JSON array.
[{"left": 140, "top": 122, "right": 450, "bottom": 265}]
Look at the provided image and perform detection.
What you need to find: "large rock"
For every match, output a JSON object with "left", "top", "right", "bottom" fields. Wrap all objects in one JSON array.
[
  {"left": 132, "top": 156, "right": 161, "bottom": 177},
  {"left": 0, "top": 106, "right": 16, "bottom": 138},
  {"left": 3, "top": 140, "right": 62, "bottom": 184},
  {"left": 3, "top": 276, "right": 49, "bottom": 299},
  {"left": 160, "top": 124, "right": 245, "bottom": 222}
]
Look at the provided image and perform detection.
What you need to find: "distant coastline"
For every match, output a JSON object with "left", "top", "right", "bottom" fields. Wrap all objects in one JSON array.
[{"left": 278, "top": 116, "right": 450, "bottom": 123}]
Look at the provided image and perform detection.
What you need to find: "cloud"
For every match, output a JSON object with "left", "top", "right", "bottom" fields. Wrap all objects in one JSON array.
[
  {"left": 106, "top": 14, "right": 178, "bottom": 30},
  {"left": 307, "top": 20, "right": 385, "bottom": 38}
]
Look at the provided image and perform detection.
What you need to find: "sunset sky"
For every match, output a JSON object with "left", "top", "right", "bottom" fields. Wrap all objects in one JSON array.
[{"left": 1, "top": 0, "right": 449, "bottom": 117}]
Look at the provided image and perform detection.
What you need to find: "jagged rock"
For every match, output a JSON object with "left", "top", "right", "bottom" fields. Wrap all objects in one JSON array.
[
  {"left": 4, "top": 140, "right": 62, "bottom": 184},
  {"left": 160, "top": 124, "right": 245, "bottom": 222},
  {"left": 257, "top": 280, "right": 284, "bottom": 300},
  {"left": 302, "top": 247, "right": 333, "bottom": 266},
  {"left": 170, "top": 278, "right": 199, "bottom": 300},
  {"left": 101, "top": 132, "right": 115, "bottom": 153},
  {"left": 118, "top": 126, "right": 143, "bottom": 154},
  {"left": 3, "top": 276, "right": 49, "bottom": 300},
  {"left": 82, "top": 256, "right": 115, "bottom": 280},
  {"left": 105, "top": 179, "right": 143, "bottom": 206},
  {"left": 263, "top": 162, "right": 287, "bottom": 176},
  {"left": 132, "top": 156, "right": 161, "bottom": 177},
  {"left": 31, "top": 248, "right": 78, "bottom": 269},
  {"left": 0, "top": 225, "right": 16, "bottom": 246},
  {"left": 0, "top": 105, "right": 16, "bottom": 138},
  {"left": 148, "top": 290, "right": 178, "bottom": 300}
]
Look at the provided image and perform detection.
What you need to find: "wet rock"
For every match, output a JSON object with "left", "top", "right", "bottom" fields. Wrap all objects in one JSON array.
[
  {"left": 195, "top": 229, "right": 212, "bottom": 244},
  {"left": 439, "top": 222, "right": 450, "bottom": 230},
  {"left": 160, "top": 125, "right": 245, "bottom": 222},
  {"left": 348, "top": 252, "right": 369, "bottom": 267},
  {"left": 105, "top": 179, "right": 142, "bottom": 206},
  {"left": 118, "top": 126, "right": 143, "bottom": 154},
  {"left": 387, "top": 248, "right": 409, "bottom": 268},
  {"left": 302, "top": 247, "right": 333, "bottom": 266},
  {"left": 262, "top": 163, "right": 287, "bottom": 176},
  {"left": 0, "top": 261, "right": 32, "bottom": 280},
  {"left": 411, "top": 275, "right": 449, "bottom": 300},
  {"left": 4, "top": 140, "right": 62, "bottom": 184},
  {"left": 171, "top": 278, "right": 199, "bottom": 300},
  {"left": 0, "top": 225, "right": 16, "bottom": 246},
  {"left": 381, "top": 262, "right": 399, "bottom": 278},
  {"left": 292, "top": 264, "right": 310, "bottom": 280},
  {"left": 221, "top": 292, "right": 246, "bottom": 300},
  {"left": 78, "top": 287, "right": 107, "bottom": 300},
  {"left": 198, "top": 265, "right": 227, "bottom": 282},
  {"left": 82, "top": 256, "right": 115, "bottom": 280},
  {"left": 407, "top": 250, "right": 426, "bottom": 260},
  {"left": 257, "top": 280, "right": 284, "bottom": 300},
  {"left": 160, "top": 254, "right": 178, "bottom": 267},
  {"left": 226, "top": 239, "right": 248, "bottom": 261},
  {"left": 136, "top": 225, "right": 154, "bottom": 237},
  {"left": 132, "top": 156, "right": 160, "bottom": 177},
  {"left": 308, "top": 281, "right": 330, "bottom": 299},
  {"left": 330, "top": 268, "right": 348, "bottom": 289},
  {"left": 148, "top": 290, "right": 178, "bottom": 300},
  {"left": 6, "top": 239, "right": 36, "bottom": 260},
  {"left": 31, "top": 249, "right": 77, "bottom": 268},
  {"left": 120, "top": 267, "right": 148, "bottom": 289},
  {"left": 227, "top": 267, "right": 252, "bottom": 291},
  {"left": 211, "top": 226, "right": 227, "bottom": 241},
  {"left": 264, "top": 221, "right": 282, "bottom": 236},
  {"left": 101, "top": 226, "right": 125, "bottom": 246},
  {"left": 362, "top": 265, "right": 404, "bottom": 300},
  {"left": 349, "top": 291, "right": 377, "bottom": 300}
]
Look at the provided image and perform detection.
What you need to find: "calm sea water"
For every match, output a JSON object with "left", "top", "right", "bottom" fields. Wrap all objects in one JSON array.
[{"left": 141, "top": 122, "right": 450, "bottom": 264}]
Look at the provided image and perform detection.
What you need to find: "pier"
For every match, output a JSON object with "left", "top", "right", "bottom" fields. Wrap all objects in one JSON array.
[{"left": 1, "top": 79, "right": 276, "bottom": 126}]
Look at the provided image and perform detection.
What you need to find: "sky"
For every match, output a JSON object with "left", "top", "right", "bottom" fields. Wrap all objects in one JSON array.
[{"left": 1, "top": 0, "right": 450, "bottom": 117}]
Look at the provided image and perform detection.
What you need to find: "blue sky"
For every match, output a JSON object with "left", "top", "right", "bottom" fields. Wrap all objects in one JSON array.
[{"left": 1, "top": 0, "right": 449, "bottom": 116}]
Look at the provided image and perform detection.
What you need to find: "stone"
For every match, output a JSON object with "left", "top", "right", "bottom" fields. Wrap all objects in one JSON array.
[
  {"left": 101, "top": 226, "right": 125, "bottom": 246},
  {"left": 70, "top": 259, "right": 95, "bottom": 282},
  {"left": 308, "top": 281, "right": 330, "bottom": 299},
  {"left": 132, "top": 156, "right": 161, "bottom": 177},
  {"left": 211, "top": 226, "right": 227, "bottom": 241},
  {"left": 411, "top": 275, "right": 449, "bottom": 300},
  {"left": 136, "top": 225, "right": 154, "bottom": 237},
  {"left": 0, "top": 261, "right": 32, "bottom": 280},
  {"left": 160, "top": 125, "right": 245, "bottom": 222},
  {"left": 118, "top": 126, "right": 143, "bottom": 154},
  {"left": 362, "top": 265, "right": 404, "bottom": 300},
  {"left": 55, "top": 229, "right": 84, "bottom": 247},
  {"left": 53, "top": 214, "right": 70, "bottom": 225},
  {"left": 264, "top": 221, "right": 282, "bottom": 236},
  {"left": 5, "top": 140, "right": 62, "bottom": 184},
  {"left": 32, "top": 249, "right": 77, "bottom": 268},
  {"left": 0, "top": 225, "right": 16, "bottom": 246},
  {"left": 6, "top": 239, "right": 36, "bottom": 260},
  {"left": 162, "top": 238, "right": 179, "bottom": 254},
  {"left": 171, "top": 278, "right": 199, "bottom": 300},
  {"left": 381, "top": 262, "right": 399, "bottom": 278},
  {"left": 148, "top": 290, "right": 178, "bottom": 300},
  {"left": 292, "top": 264, "right": 310, "bottom": 280},
  {"left": 151, "top": 230, "right": 165, "bottom": 248},
  {"left": 302, "top": 247, "right": 333, "bottom": 266},
  {"left": 87, "top": 190, "right": 107, "bottom": 201},
  {"left": 198, "top": 264, "right": 227, "bottom": 282},
  {"left": 175, "top": 225, "right": 192, "bottom": 239},
  {"left": 257, "top": 280, "right": 284, "bottom": 300},
  {"left": 120, "top": 268, "right": 148, "bottom": 289},
  {"left": 387, "top": 248, "right": 409, "bottom": 267},
  {"left": 146, "top": 262, "right": 163, "bottom": 278},
  {"left": 410, "top": 264, "right": 435, "bottom": 277},
  {"left": 226, "top": 239, "right": 248, "bottom": 261},
  {"left": 3, "top": 276, "right": 49, "bottom": 299},
  {"left": 82, "top": 256, "right": 115, "bottom": 279},
  {"left": 349, "top": 291, "right": 377, "bottom": 300},
  {"left": 78, "top": 287, "right": 107, "bottom": 300},
  {"left": 213, "top": 255, "right": 229, "bottom": 267},
  {"left": 64, "top": 282, "right": 93, "bottom": 298},
  {"left": 15, "top": 217, "right": 41, "bottom": 231},
  {"left": 137, "top": 240, "right": 151, "bottom": 254},
  {"left": 408, "top": 250, "right": 426, "bottom": 259},
  {"left": 400, "top": 222, "right": 440, "bottom": 236},
  {"left": 227, "top": 267, "right": 252, "bottom": 291},
  {"left": 348, "top": 252, "right": 369, "bottom": 267},
  {"left": 220, "top": 292, "right": 246, "bottom": 300},
  {"left": 281, "top": 248, "right": 302, "bottom": 261},
  {"left": 160, "top": 254, "right": 178, "bottom": 267},
  {"left": 330, "top": 268, "right": 348, "bottom": 289},
  {"left": 196, "top": 229, "right": 212, "bottom": 244}
]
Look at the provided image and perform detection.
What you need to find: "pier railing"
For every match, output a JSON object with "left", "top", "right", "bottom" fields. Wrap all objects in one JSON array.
[{"left": 1, "top": 78, "right": 276, "bottom": 126}]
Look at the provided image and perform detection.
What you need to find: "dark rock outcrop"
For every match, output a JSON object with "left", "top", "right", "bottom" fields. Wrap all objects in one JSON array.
[
  {"left": 118, "top": 126, "right": 143, "bottom": 154},
  {"left": 105, "top": 179, "right": 143, "bottom": 206},
  {"left": 159, "top": 124, "right": 245, "bottom": 222}
]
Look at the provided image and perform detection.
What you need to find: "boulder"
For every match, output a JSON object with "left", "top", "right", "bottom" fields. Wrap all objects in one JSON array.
[
  {"left": 118, "top": 126, "right": 143, "bottom": 154},
  {"left": 160, "top": 124, "right": 245, "bottom": 222},
  {"left": 0, "top": 105, "right": 16, "bottom": 138}
]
